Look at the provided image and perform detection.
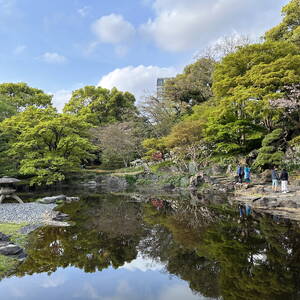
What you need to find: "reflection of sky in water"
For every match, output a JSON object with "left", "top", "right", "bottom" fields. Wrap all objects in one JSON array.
[{"left": 0, "top": 256, "right": 207, "bottom": 300}]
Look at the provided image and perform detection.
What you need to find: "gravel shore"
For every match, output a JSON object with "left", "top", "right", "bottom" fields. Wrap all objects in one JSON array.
[{"left": 0, "top": 203, "right": 57, "bottom": 224}]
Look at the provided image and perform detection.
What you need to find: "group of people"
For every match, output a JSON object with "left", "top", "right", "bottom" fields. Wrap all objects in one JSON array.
[
  {"left": 237, "top": 164, "right": 289, "bottom": 193},
  {"left": 271, "top": 167, "right": 289, "bottom": 193},
  {"left": 237, "top": 165, "right": 251, "bottom": 184}
]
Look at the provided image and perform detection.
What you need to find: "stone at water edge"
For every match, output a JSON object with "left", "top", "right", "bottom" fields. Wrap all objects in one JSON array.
[
  {"left": 0, "top": 232, "right": 10, "bottom": 242},
  {"left": 38, "top": 195, "right": 66, "bottom": 204},
  {"left": 52, "top": 212, "right": 70, "bottom": 222},
  {"left": 65, "top": 197, "right": 80, "bottom": 203},
  {"left": 0, "top": 244, "right": 23, "bottom": 256}
]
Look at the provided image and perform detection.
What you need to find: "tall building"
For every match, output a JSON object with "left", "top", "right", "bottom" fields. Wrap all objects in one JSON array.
[{"left": 157, "top": 78, "right": 171, "bottom": 100}]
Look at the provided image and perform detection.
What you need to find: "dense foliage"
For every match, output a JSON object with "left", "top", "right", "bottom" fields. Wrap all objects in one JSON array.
[{"left": 0, "top": 0, "right": 299, "bottom": 184}]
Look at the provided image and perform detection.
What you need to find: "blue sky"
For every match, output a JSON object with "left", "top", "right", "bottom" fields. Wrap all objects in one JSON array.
[{"left": 0, "top": 0, "right": 290, "bottom": 109}]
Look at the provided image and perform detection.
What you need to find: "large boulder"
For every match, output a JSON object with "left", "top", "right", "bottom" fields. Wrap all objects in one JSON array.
[
  {"left": 252, "top": 197, "right": 278, "bottom": 208},
  {"left": 260, "top": 170, "right": 272, "bottom": 183}
]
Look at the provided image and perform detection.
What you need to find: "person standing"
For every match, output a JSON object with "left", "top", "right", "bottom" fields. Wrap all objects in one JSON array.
[
  {"left": 271, "top": 167, "right": 279, "bottom": 192},
  {"left": 237, "top": 165, "right": 244, "bottom": 183},
  {"left": 244, "top": 165, "right": 251, "bottom": 183},
  {"left": 280, "top": 169, "right": 289, "bottom": 193}
]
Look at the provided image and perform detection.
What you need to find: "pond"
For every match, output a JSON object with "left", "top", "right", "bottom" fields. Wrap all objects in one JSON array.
[{"left": 0, "top": 191, "right": 300, "bottom": 300}]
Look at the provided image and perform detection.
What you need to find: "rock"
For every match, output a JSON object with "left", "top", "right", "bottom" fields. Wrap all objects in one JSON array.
[
  {"left": 163, "top": 184, "right": 175, "bottom": 191},
  {"left": 84, "top": 181, "right": 98, "bottom": 187},
  {"left": 100, "top": 176, "right": 128, "bottom": 191},
  {"left": 210, "top": 165, "right": 226, "bottom": 176},
  {"left": 53, "top": 212, "right": 70, "bottom": 222},
  {"left": 0, "top": 244, "right": 23, "bottom": 255},
  {"left": 66, "top": 197, "right": 80, "bottom": 203},
  {"left": 19, "top": 224, "right": 40, "bottom": 235},
  {"left": 260, "top": 170, "right": 272, "bottom": 183},
  {"left": 0, "top": 232, "right": 10, "bottom": 242},
  {"left": 292, "top": 180, "right": 300, "bottom": 187},
  {"left": 238, "top": 184, "right": 265, "bottom": 193},
  {"left": 251, "top": 185, "right": 265, "bottom": 194},
  {"left": 278, "top": 200, "right": 299, "bottom": 209},
  {"left": 253, "top": 197, "right": 277, "bottom": 208},
  {"left": 38, "top": 195, "right": 66, "bottom": 204},
  {"left": 189, "top": 172, "right": 214, "bottom": 189}
]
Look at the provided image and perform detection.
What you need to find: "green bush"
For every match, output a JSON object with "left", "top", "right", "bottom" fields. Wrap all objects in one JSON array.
[{"left": 150, "top": 161, "right": 175, "bottom": 173}]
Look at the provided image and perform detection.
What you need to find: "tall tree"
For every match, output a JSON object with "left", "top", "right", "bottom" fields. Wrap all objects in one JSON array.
[
  {"left": 1, "top": 107, "right": 95, "bottom": 185},
  {"left": 164, "top": 58, "right": 215, "bottom": 108},
  {"left": 63, "top": 86, "right": 137, "bottom": 126}
]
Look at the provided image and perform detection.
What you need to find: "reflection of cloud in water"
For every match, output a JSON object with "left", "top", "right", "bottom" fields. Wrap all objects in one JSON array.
[
  {"left": 121, "top": 254, "right": 164, "bottom": 272},
  {"left": 79, "top": 281, "right": 134, "bottom": 300},
  {"left": 41, "top": 274, "right": 66, "bottom": 288},
  {"left": 158, "top": 284, "right": 206, "bottom": 300},
  {"left": 9, "top": 286, "right": 24, "bottom": 298}
]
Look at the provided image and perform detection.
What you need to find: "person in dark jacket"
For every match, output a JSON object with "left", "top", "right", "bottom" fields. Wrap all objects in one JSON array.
[
  {"left": 271, "top": 167, "right": 279, "bottom": 192},
  {"left": 280, "top": 169, "right": 289, "bottom": 193},
  {"left": 237, "top": 165, "right": 244, "bottom": 183}
]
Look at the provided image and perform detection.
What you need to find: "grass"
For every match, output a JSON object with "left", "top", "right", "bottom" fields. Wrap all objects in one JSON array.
[
  {"left": 0, "top": 223, "right": 28, "bottom": 277},
  {"left": 84, "top": 166, "right": 144, "bottom": 176},
  {"left": 0, "top": 255, "right": 18, "bottom": 274},
  {"left": 0, "top": 223, "right": 28, "bottom": 248}
]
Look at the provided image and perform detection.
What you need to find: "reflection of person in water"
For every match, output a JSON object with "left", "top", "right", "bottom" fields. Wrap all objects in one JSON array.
[{"left": 238, "top": 203, "right": 252, "bottom": 218}]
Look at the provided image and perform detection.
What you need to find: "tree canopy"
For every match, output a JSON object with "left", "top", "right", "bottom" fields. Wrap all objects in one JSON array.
[
  {"left": 63, "top": 86, "right": 137, "bottom": 126},
  {"left": 0, "top": 107, "right": 95, "bottom": 185},
  {"left": 265, "top": 0, "right": 300, "bottom": 46}
]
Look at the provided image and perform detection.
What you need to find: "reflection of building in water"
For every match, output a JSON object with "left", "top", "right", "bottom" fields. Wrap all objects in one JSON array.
[{"left": 157, "top": 78, "right": 171, "bottom": 100}]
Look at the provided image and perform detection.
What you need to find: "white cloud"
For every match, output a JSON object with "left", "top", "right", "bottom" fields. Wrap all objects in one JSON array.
[
  {"left": 98, "top": 65, "right": 179, "bottom": 102},
  {"left": 78, "top": 6, "right": 90, "bottom": 17},
  {"left": 140, "top": 0, "right": 288, "bottom": 52},
  {"left": 51, "top": 89, "right": 72, "bottom": 112},
  {"left": 40, "top": 52, "right": 67, "bottom": 64},
  {"left": 14, "top": 45, "right": 26, "bottom": 55},
  {"left": 92, "top": 14, "right": 135, "bottom": 44}
]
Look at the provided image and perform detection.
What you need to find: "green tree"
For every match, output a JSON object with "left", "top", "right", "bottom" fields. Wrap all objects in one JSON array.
[
  {"left": 253, "top": 129, "right": 285, "bottom": 169},
  {"left": 206, "top": 40, "right": 300, "bottom": 159},
  {"left": 265, "top": 0, "right": 300, "bottom": 47},
  {"left": 0, "top": 82, "right": 52, "bottom": 113},
  {"left": 63, "top": 86, "right": 137, "bottom": 126},
  {"left": 164, "top": 58, "right": 215, "bottom": 107},
  {"left": 1, "top": 107, "right": 95, "bottom": 185}
]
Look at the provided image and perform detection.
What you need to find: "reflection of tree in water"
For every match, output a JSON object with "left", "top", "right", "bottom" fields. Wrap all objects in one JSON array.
[
  {"left": 143, "top": 200, "right": 300, "bottom": 300},
  {"left": 17, "top": 197, "right": 145, "bottom": 276},
  {"left": 141, "top": 202, "right": 221, "bottom": 299},
  {"left": 10, "top": 194, "right": 300, "bottom": 300}
]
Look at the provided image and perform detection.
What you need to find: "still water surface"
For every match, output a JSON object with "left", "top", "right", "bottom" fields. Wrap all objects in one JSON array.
[{"left": 0, "top": 192, "right": 300, "bottom": 300}]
